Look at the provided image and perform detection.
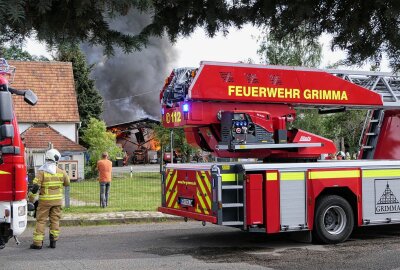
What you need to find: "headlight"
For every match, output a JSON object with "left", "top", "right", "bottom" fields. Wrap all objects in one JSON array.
[{"left": 18, "top": 205, "right": 26, "bottom": 216}]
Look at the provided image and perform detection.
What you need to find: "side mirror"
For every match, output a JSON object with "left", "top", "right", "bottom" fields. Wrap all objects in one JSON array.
[
  {"left": 24, "top": 90, "right": 37, "bottom": 106},
  {"left": 0, "top": 91, "right": 13, "bottom": 122}
]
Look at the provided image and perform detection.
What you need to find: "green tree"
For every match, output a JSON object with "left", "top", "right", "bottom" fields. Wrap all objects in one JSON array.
[
  {"left": 82, "top": 118, "right": 122, "bottom": 174},
  {"left": 0, "top": 1, "right": 399, "bottom": 69},
  {"left": 324, "top": 110, "right": 367, "bottom": 154},
  {"left": 152, "top": 124, "right": 195, "bottom": 162},
  {"left": 257, "top": 26, "right": 366, "bottom": 153},
  {"left": 258, "top": 28, "right": 322, "bottom": 67},
  {"left": 0, "top": 44, "right": 48, "bottom": 61},
  {"left": 258, "top": 27, "right": 326, "bottom": 137},
  {"left": 56, "top": 44, "right": 103, "bottom": 143}
]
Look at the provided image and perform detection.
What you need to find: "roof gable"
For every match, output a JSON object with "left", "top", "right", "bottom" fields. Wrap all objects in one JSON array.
[
  {"left": 10, "top": 61, "right": 80, "bottom": 123},
  {"left": 22, "top": 124, "right": 86, "bottom": 152}
]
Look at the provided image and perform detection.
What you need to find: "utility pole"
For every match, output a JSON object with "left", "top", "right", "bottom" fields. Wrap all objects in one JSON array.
[{"left": 170, "top": 130, "right": 174, "bottom": 164}]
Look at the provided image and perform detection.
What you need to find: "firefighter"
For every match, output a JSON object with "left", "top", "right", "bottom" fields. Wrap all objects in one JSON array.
[{"left": 30, "top": 149, "right": 70, "bottom": 249}]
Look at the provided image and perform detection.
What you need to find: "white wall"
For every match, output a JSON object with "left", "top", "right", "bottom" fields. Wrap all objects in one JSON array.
[
  {"left": 18, "top": 123, "right": 32, "bottom": 134},
  {"left": 31, "top": 152, "right": 85, "bottom": 180},
  {"left": 32, "top": 153, "right": 45, "bottom": 173},
  {"left": 49, "top": 123, "right": 76, "bottom": 142},
  {"left": 72, "top": 154, "right": 85, "bottom": 180}
]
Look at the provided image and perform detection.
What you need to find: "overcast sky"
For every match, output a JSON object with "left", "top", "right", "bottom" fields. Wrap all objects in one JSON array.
[
  {"left": 25, "top": 24, "right": 357, "bottom": 70},
  {"left": 173, "top": 25, "right": 349, "bottom": 69}
]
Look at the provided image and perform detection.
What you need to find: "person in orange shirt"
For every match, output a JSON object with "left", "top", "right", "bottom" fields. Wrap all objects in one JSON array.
[{"left": 97, "top": 152, "right": 112, "bottom": 208}]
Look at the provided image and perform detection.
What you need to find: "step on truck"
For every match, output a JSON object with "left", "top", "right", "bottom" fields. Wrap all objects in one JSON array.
[
  {"left": 158, "top": 61, "right": 400, "bottom": 243},
  {"left": 0, "top": 59, "right": 37, "bottom": 248}
]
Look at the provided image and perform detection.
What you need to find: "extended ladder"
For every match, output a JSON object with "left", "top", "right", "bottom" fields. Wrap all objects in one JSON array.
[
  {"left": 359, "top": 110, "right": 385, "bottom": 159},
  {"left": 327, "top": 70, "right": 400, "bottom": 158},
  {"left": 327, "top": 69, "right": 400, "bottom": 108}
]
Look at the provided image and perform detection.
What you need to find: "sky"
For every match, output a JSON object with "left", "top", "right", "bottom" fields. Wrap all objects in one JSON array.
[
  {"left": 173, "top": 25, "right": 348, "bottom": 69},
  {"left": 25, "top": 24, "right": 352, "bottom": 70}
]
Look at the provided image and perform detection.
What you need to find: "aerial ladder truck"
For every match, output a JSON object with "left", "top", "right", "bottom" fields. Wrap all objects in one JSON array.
[{"left": 158, "top": 61, "right": 400, "bottom": 244}]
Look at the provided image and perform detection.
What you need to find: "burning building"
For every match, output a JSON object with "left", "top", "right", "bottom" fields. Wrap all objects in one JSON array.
[{"left": 107, "top": 118, "right": 160, "bottom": 165}]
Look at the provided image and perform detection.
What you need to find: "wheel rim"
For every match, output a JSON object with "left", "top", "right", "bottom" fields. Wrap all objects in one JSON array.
[{"left": 323, "top": 206, "right": 347, "bottom": 235}]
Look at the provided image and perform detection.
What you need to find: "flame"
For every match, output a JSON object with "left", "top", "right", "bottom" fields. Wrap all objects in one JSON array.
[
  {"left": 149, "top": 137, "right": 160, "bottom": 151},
  {"left": 108, "top": 127, "right": 130, "bottom": 139}
]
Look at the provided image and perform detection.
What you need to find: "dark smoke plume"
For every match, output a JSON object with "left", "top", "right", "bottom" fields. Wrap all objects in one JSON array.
[{"left": 82, "top": 10, "right": 177, "bottom": 126}]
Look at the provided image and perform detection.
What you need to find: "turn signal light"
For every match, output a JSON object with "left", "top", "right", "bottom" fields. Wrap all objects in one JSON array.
[{"left": 18, "top": 205, "right": 26, "bottom": 216}]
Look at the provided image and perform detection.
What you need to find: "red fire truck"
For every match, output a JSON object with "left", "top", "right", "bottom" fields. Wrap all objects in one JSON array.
[
  {"left": 0, "top": 59, "right": 37, "bottom": 248},
  {"left": 158, "top": 61, "right": 400, "bottom": 244}
]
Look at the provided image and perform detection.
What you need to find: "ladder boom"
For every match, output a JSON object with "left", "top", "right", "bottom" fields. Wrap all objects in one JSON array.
[{"left": 166, "top": 61, "right": 400, "bottom": 110}]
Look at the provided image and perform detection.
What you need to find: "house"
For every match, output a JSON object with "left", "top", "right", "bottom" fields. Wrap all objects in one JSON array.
[{"left": 10, "top": 61, "right": 86, "bottom": 180}]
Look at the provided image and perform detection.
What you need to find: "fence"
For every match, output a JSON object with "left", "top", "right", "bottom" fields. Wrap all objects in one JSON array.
[{"left": 64, "top": 171, "right": 161, "bottom": 211}]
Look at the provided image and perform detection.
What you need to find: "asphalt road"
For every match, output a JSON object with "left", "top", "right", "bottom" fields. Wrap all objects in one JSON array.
[{"left": 3, "top": 221, "right": 400, "bottom": 270}]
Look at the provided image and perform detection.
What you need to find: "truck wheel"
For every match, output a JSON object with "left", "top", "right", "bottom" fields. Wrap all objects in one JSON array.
[{"left": 313, "top": 195, "right": 354, "bottom": 244}]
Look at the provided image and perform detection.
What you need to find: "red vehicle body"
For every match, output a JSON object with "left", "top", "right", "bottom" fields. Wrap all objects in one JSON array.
[
  {"left": 0, "top": 59, "right": 37, "bottom": 248},
  {"left": 158, "top": 61, "right": 400, "bottom": 244}
]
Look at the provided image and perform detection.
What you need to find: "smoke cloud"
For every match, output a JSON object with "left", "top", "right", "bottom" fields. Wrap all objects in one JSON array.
[{"left": 82, "top": 10, "right": 177, "bottom": 126}]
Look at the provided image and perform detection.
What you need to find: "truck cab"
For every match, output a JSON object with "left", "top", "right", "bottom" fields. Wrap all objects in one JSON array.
[{"left": 0, "top": 59, "right": 37, "bottom": 248}]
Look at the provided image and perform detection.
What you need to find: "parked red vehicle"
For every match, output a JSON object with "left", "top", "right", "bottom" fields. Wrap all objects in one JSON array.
[
  {"left": 163, "top": 148, "right": 181, "bottom": 164},
  {"left": 0, "top": 59, "right": 37, "bottom": 248}
]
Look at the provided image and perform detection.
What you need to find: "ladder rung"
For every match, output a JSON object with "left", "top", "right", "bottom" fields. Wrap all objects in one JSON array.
[
  {"left": 222, "top": 221, "right": 244, "bottom": 226},
  {"left": 222, "top": 185, "right": 243, "bottom": 190},
  {"left": 222, "top": 203, "right": 243, "bottom": 208},
  {"left": 362, "top": 145, "right": 374, "bottom": 149},
  {"left": 370, "top": 119, "right": 379, "bottom": 123},
  {"left": 366, "top": 133, "right": 376, "bottom": 136}
]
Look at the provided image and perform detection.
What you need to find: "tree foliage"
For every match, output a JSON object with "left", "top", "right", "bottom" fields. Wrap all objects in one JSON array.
[
  {"left": 324, "top": 110, "right": 367, "bottom": 154},
  {"left": 258, "top": 27, "right": 322, "bottom": 67},
  {"left": 0, "top": 0, "right": 152, "bottom": 55},
  {"left": 0, "top": 45, "right": 48, "bottom": 61},
  {"left": 258, "top": 28, "right": 327, "bottom": 138},
  {"left": 0, "top": 1, "right": 399, "bottom": 69},
  {"left": 258, "top": 26, "right": 366, "bottom": 153},
  {"left": 81, "top": 118, "right": 122, "bottom": 173},
  {"left": 56, "top": 44, "right": 103, "bottom": 143},
  {"left": 152, "top": 123, "right": 195, "bottom": 161}
]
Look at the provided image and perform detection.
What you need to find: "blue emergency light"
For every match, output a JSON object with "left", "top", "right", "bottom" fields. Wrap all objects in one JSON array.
[{"left": 183, "top": 103, "right": 189, "bottom": 112}]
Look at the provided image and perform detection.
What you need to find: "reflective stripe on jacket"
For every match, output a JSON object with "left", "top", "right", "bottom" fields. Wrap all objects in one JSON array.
[{"left": 34, "top": 168, "right": 70, "bottom": 205}]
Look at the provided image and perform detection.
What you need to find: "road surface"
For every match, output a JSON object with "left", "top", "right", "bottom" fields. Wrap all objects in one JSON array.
[{"left": 3, "top": 221, "right": 400, "bottom": 269}]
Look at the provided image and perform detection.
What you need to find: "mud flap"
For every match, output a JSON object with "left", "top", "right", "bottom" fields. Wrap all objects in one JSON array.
[
  {"left": 0, "top": 223, "right": 12, "bottom": 247},
  {"left": 286, "top": 230, "right": 312, "bottom": 243}
]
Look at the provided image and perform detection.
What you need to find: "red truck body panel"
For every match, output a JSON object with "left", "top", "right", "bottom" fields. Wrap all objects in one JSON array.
[
  {"left": 189, "top": 63, "right": 383, "bottom": 106},
  {"left": 373, "top": 110, "right": 400, "bottom": 159},
  {"left": 0, "top": 114, "right": 27, "bottom": 202},
  {"left": 161, "top": 168, "right": 215, "bottom": 220}
]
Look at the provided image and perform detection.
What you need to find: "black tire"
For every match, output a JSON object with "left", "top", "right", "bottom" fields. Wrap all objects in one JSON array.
[{"left": 313, "top": 195, "right": 354, "bottom": 244}]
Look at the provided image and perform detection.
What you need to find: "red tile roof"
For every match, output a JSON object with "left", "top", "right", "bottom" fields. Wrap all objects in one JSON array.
[
  {"left": 9, "top": 61, "right": 80, "bottom": 123},
  {"left": 22, "top": 125, "right": 86, "bottom": 152}
]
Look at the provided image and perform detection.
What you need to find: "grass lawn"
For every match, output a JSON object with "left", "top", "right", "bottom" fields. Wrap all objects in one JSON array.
[{"left": 65, "top": 172, "right": 161, "bottom": 213}]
